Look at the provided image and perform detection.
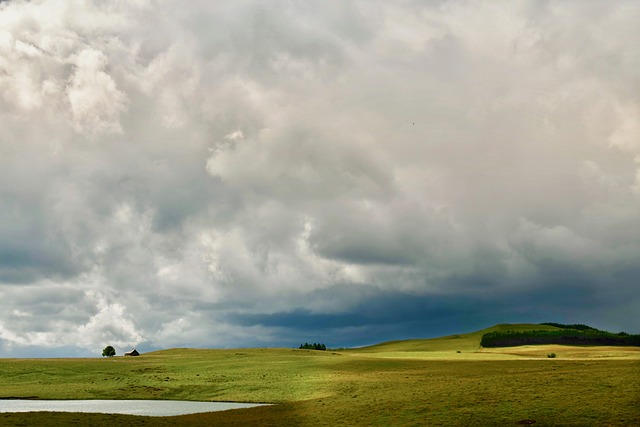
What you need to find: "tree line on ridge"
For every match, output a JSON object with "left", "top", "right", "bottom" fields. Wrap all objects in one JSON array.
[{"left": 481, "top": 323, "right": 640, "bottom": 347}]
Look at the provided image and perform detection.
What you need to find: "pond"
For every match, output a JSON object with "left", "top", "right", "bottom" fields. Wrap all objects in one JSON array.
[{"left": 0, "top": 399, "right": 268, "bottom": 417}]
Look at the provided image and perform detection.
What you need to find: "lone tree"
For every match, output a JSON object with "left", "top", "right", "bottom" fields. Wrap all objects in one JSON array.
[{"left": 102, "top": 345, "right": 116, "bottom": 357}]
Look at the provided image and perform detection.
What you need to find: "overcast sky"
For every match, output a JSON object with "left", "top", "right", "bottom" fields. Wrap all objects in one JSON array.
[{"left": 1, "top": 0, "right": 639, "bottom": 357}]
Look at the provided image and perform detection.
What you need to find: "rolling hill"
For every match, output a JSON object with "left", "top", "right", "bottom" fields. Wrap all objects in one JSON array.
[
  {"left": 0, "top": 322, "right": 638, "bottom": 425},
  {"left": 344, "top": 323, "right": 640, "bottom": 360},
  {"left": 348, "top": 323, "right": 562, "bottom": 354}
]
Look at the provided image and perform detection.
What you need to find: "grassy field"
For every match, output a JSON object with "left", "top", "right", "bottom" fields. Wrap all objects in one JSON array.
[{"left": 1, "top": 324, "right": 639, "bottom": 426}]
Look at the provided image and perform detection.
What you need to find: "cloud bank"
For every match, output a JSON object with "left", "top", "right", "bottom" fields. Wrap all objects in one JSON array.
[{"left": 1, "top": 0, "right": 639, "bottom": 356}]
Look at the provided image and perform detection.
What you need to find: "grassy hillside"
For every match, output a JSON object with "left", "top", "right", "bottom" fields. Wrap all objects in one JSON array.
[
  {"left": 347, "top": 323, "right": 640, "bottom": 358},
  {"left": 0, "top": 324, "right": 639, "bottom": 426},
  {"left": 346, "top": 323, "right": 562, "bottom": 357},
  {"left": 0, "top": 348, "right": 348, "bottom": 403}
]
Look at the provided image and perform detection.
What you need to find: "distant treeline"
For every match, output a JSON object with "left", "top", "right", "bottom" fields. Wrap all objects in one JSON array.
[
  {"left": 481, "top": 324, "right": 640, "bottom": 348},
  {"left": 299, "top": 343, "right": 327, "bottom": 351}
]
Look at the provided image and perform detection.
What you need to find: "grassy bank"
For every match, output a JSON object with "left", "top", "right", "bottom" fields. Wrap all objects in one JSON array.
[
  {"left": 1, "top": 325, "right": 639, "bottom": 426},
  {"left": 0, "top": 348, "right": 346, "bottom": 403}
]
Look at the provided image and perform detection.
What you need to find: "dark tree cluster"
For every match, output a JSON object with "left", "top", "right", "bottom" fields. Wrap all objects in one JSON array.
[
  {"left": 299, "top": 342, "right": 327, "bottom": 351},
  {"left": 481, "top": 326, "right": 640, "bottom": 348}
]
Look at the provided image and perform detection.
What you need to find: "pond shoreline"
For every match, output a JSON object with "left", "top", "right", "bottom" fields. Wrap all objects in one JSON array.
[
  {"left": 0, "top": 396, "right": 39, "bottom": 400},
  {"left": 0, "top": 399, "right": 270, "bottom": 417}
]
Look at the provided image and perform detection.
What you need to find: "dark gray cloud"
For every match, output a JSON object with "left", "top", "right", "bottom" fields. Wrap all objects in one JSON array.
[
  {"left": 222, "top": 280, "right": 625, "bottom": 348},
  {"left": 0, "top": 0, "right": 639, "bottom": 356}
]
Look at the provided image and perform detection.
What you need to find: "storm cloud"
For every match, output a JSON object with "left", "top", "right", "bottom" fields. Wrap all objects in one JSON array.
[{"left": 1, "top": 0, "right": 639, "bottom": 356}]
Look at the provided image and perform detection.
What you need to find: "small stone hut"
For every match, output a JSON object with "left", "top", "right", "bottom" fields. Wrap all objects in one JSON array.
[{"left": 124, "top": 349, "right": 140, "bottom": 356}]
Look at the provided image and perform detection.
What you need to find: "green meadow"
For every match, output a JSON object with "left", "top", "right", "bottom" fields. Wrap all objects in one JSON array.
[{"left": 1, "top": 324, "right": 639, "bottom": 426}]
